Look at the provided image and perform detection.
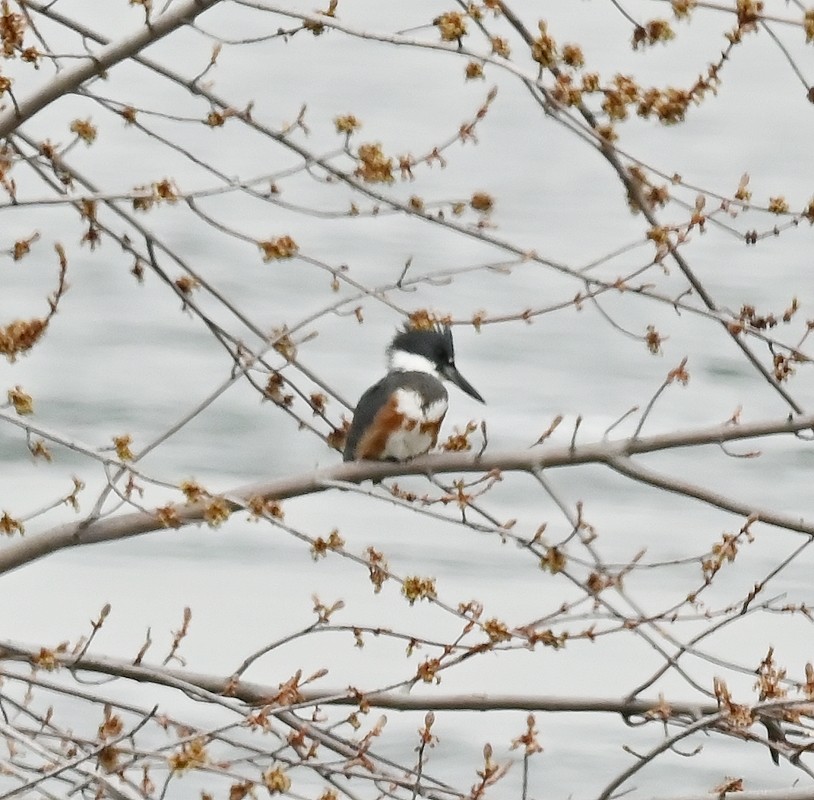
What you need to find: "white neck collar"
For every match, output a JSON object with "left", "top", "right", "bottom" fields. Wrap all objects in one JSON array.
[{"left": 388, "top": 349, "right": 438, "bottom": 376}]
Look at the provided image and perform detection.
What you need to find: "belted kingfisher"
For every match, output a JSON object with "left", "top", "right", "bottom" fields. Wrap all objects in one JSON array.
[{"left": 343, "top": 325, "right": 485, "bottom": 462}]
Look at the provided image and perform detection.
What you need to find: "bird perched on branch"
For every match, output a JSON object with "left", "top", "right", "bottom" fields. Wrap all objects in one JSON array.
[{"left": 343, "top": 325, "right": 485, "bottom": 462}]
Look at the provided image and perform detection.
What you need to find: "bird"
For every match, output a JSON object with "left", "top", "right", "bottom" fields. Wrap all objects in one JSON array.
[{"left": 343, "top": 325, "right": 485, "bottom": 462}]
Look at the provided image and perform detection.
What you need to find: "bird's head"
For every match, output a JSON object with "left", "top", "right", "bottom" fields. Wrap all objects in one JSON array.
[{"left": 387, "top": 325, "right": 485, "bottom": 403}]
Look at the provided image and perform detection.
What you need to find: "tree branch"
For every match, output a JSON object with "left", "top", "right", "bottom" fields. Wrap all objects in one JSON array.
[
  {"left": 1, "top": 414, "right": 813, "bottom": 576},
  {"left": 607, "top": 454, "right": 813, "bottom": 534},
  {"left": 0, "top": 639, "right": 719, "bottom": 716},
  {"left": 0, "top": 0, "right": 223, "bottom": 139}
]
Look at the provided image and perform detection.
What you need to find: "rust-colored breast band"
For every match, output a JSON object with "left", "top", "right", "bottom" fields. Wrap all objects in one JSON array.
[{"left": 354, "top": 394, "right": 405, "bottom": 460}]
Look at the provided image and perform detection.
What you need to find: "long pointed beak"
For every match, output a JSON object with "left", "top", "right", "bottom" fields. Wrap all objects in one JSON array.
[{"left": 440, "top": 363, "right": 485, "bottom": 404}]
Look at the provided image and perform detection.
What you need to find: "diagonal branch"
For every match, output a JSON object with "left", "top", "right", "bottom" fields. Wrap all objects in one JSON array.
[
  {"left": 606, "top": 455, "right": 807, "bottom": 531},
  {"left": 0, "top": 0, "right": 223, "bottom": 139},
  {"left": 492, "top": 0, "right": 805, "bottom": 414}
]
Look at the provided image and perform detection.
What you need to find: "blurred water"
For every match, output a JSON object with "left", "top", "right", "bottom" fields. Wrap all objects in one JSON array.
[{"left": 1, "top": 1, "right": 814, "bottom": 797}]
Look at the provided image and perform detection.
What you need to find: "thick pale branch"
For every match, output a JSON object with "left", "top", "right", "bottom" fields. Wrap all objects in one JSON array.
[
  {"left": 607, "top": 455, "right": 811, "bottom": 533},
  {"left": 2, "top": 638, "right": 810, "bottom": 767},
  {"left": 1, "top": 414, "right": 812, "bottom": 576},
  {"left": 0, "top": 639, "right": 716, "bottom": 716},
  {"left": 5, "top": 643, "right": 809, "bottom": 793},
  {"left": 0, "top": 0, "right": 222, "bottom": 139}
]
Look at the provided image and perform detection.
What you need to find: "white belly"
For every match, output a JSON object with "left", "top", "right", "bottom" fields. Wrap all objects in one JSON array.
[{"left": 381, "top": 390, "right": 447, "bottom": 460}]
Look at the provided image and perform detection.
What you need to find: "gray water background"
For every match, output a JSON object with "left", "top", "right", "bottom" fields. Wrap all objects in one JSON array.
[{"left": 2, "top": 1, "right": 814, "bottom": 796}]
